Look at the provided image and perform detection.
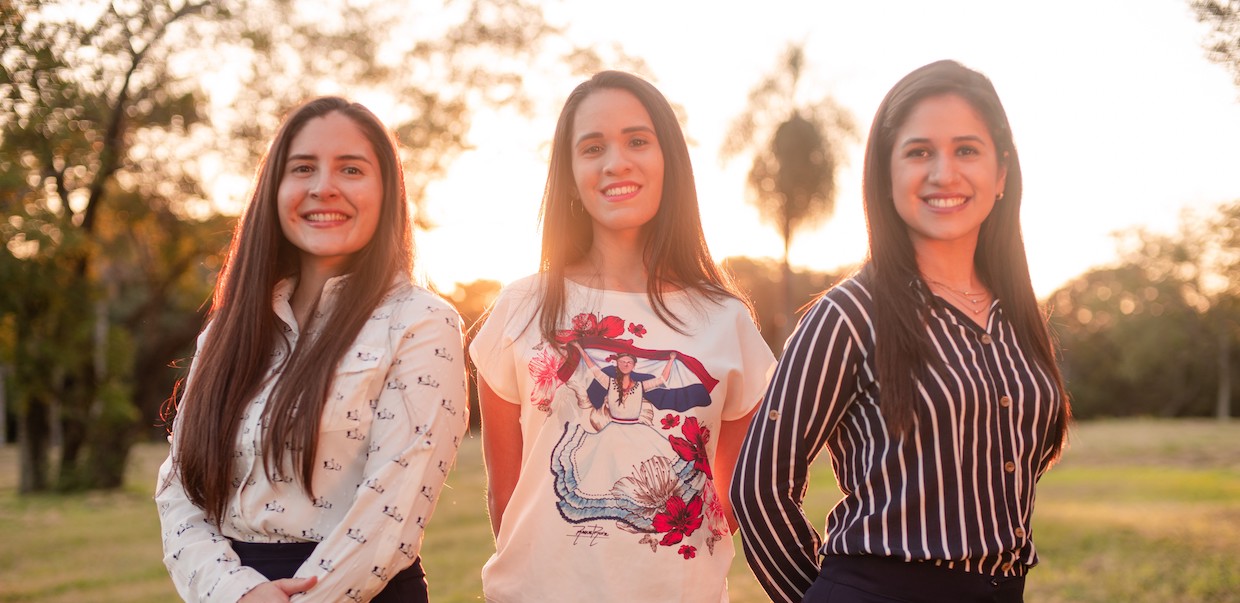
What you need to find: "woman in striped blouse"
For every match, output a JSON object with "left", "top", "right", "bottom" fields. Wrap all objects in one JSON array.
[{"left": 731, "top": 60, "right": 1071, "bottom": 603}]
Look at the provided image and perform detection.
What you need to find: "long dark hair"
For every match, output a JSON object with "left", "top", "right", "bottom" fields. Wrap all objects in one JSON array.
[
  {"left": 863, "top": 60, "right": 1070, "bottom": 459},
  {"left": 171, "top": 97, "right": 413, "bottom": 525},
  {"left": 536, "top": 70, "right": 746, "bottom": 343}
]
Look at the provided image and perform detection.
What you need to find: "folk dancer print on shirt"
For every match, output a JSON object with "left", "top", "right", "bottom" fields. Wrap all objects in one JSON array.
[{"left": 530, "top": 311, "right": 727, "bottom": 560}]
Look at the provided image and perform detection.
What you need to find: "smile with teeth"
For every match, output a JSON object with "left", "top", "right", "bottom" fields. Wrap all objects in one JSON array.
[
  {"left": 924, "top": 196, "right": 967, "bottom": 209},
  {"left": 604, "top": 184, "right": 639, "bottom": 197},
  {"left": 304, "top": 211, "right": 350, "bottom": 222}
]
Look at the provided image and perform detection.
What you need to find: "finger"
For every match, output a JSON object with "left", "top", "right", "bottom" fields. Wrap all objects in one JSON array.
[{"left": 273, "top": 576, "right": 318, "bottom": 595}]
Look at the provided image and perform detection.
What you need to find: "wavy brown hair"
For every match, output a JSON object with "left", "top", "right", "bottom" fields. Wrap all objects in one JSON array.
[
  {"left": 536, "top": 71, "right": 747, "bottom": 343},
  {"left": 862, "top": 60, "right": 1070, "bottom": 460},
  {"left": 169, "top": 97, "right": 413, "bottom": 525}
]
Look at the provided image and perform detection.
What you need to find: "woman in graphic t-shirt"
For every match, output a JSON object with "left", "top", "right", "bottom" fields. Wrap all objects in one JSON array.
[{"left": 469, "top": 71, "right": 776, "bottom": 602}]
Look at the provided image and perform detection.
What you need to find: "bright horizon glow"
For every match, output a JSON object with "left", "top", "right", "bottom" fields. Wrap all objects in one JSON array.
[{"left": 409, "top": 0, "right": 1240, "bottom": 299}]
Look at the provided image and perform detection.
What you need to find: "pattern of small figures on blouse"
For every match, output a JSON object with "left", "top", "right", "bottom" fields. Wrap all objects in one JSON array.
[
  {"left": 382, "top": 505, "right": 404, "bottom": 523},
  {"left": 398, "top": 542, "right": 417, "bottom": 558}
]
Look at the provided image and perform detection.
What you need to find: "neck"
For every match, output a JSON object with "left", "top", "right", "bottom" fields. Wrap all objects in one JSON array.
[
  {"left": 913, "top": 239, "right": 981, "bottom": 290},
  {"left": 291, "top": 260, "right": 346, "bottom": 328},
  {"left": 568, "top": 227, "right": 649, "bottom": 293}
]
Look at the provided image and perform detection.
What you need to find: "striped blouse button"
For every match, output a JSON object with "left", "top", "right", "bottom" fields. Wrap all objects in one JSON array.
[
  {"left": 980, "top": 333, "right": 993, "bottom": 345},
  {"left": 1014, "top": 527, "right": 1026, "bottom": 538},
  {"left": 1004, "top": 461, "right": 1016, "bottom": 473},
  {"left": 999, "top": 395, "right": 1012, "bottom": 408},
  {"left": 768, "top": 410, "right": 780, "bottom": 421}
]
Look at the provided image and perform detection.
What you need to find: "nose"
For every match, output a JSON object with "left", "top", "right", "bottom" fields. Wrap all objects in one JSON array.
[
  {"left": 603, "top": 147, "right": 632, "bottom": 176},
  {"left": 308, "top": 170, "right": 339, "bottom": 199},
  {"left": 929, "top": 155, "right": 958, "bottom": 185}
]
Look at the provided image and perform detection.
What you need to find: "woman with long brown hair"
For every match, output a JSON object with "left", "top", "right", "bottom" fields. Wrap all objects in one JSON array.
[
  {"left": 469, "top": 71, "right": 775, "bottom": 601},
  {"left": 156, "top": 97, "right": 468, "bottom": 603},
  {"left": 732, "top": 60, "right": 1072, "bottom": 603}
]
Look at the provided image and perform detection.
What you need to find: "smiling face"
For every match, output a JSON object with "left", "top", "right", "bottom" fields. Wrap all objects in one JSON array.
[
  {"left": 277, "top": 111, "right": 384, "bottom": 278},
  {"left": 890, "top": 93, "right": 1007, "bottom": 253},
  {"left": 615, "top": 354, "right": 636, "bottom": 375},
  {"left": 570, "top": 88, "right": 665, "bottom": 241}
]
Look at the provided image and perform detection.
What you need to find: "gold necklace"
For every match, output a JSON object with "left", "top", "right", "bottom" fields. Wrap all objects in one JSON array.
[{"left": 927, "top": 279, "right": 991, "bottom": 315}]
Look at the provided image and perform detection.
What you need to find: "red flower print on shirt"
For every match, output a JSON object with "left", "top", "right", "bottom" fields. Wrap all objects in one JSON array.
[
  {"left": 652, "top": 494, "right": 704, "bottom": 546},
  {"left": 628, "top": 322, "right": 647, "bottom": 337},
  {"left": 527, "top": 349, "right": 563, "bottom": 413},
  {"left": 668, "top": 417, "right": 713, "bottom": 479},
  {"left": 556, "top": 313, "right": 626, "bottom": 343},
  {"left": 678, "top": 544, "right": 697, "bottom": 559},
  {"left": 660, "top": 413, "right": 680, "bottom": 430}
]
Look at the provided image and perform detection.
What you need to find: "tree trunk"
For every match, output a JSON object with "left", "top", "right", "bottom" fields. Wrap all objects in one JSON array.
[
  {"left": 18, "top": 395, "right": 50, "bottom": 493},
  {"left": 779, "top": 215, "right": 794, "bottom": 345},
  {"left": 0, "top": 366, "right": 8, "bottom": 444},
  {"left": 1218, "top": 328, "right": 1232, "bottom": 422}
]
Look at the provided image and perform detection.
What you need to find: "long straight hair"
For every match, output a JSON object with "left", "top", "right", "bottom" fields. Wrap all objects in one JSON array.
[
  {"left": 171, "top": 97, "right": 413, "bottom": 525},
  {"left": 862, "top": 60, "right": 1070, "bottom": 460},
  {"left": 536, "top": 71, "right": 746, "bottom": 343}
]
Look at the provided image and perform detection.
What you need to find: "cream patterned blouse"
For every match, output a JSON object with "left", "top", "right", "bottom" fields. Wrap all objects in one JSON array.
[{"left": 156, "top": 276, "right": 468, "bottom": 602}]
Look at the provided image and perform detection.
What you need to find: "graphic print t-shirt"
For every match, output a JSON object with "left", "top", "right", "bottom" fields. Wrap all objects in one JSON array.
[{"left": 470, "top": 275, "right": 775, "bottom": 603}]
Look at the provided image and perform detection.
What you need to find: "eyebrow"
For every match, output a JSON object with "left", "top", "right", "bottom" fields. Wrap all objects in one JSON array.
[
  {"left": 575, "top": 125, "right": 656, "bottom": 146},
  {"left": 899, "top": 134, "right": 987, "bottom": 147},
  {"left": 287, "top": 153, "right": 375, "bottom": 164}
]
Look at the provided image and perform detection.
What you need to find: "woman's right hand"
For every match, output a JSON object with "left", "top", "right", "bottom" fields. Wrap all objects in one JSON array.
[{"left": 238, "top": 576, "right": 318, "bottom": 602}]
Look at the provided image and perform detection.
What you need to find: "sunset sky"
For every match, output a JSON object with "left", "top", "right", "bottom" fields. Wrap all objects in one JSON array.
[{"left": 410, "top": 0, "right": 1240, "bottom": 298}]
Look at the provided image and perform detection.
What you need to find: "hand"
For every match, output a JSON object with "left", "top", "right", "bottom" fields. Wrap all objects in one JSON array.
[
  {"left": 239, "top": 576, "right": 318, "bottom": 602},
  {"left": 669, "top": 352, "right": 677, "bottom": 360}
]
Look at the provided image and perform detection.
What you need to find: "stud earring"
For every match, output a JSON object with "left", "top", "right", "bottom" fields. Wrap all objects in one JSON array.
[{"left": 996, "top": 192, "right": 1005, "bottom": 201}]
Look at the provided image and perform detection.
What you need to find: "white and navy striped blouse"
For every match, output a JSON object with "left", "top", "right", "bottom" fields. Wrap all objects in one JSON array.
[{"left": 731, "top": 274, "right": 1065, "bottom": 603}]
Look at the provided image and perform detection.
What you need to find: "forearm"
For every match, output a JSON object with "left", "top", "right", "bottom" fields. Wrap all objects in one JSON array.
[
  {"left": 155, "top": 454, "right": 267, "bottom": 603},
  {"left": 479, "top": 378, "right": 523, "bottom": 538},
  {"left": 715, "top": 405, "right": 759, "bottom": 533}
]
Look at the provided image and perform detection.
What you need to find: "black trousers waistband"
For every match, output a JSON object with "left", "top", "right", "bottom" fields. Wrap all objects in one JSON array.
[
  {"left": 229, "top": 539, "right": 427, "bottom": 603},
  {"left": 803, "top": 555, "right": 1026, "bottom": 603}
]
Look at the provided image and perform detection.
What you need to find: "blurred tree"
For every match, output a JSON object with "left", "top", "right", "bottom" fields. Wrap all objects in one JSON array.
[
  {"left": 0, "top": 0, "right": 575, "bottom": 492},
  {"left": 1190, "top": 0, "right": 1240, "bottom": 90},
  {"left": 721, "top": 43, "right": 856, "bottom": 342},
  {"left": 723, "top": 255, "right": 845, "bottom": 354},
  {"left": 1048, "top": 201, "right": 1240, "bottom": 419}
]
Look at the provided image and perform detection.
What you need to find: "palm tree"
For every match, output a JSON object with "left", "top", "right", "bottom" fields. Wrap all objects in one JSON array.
[{"left": 721, "top": 43, "right": 856, "bottom": 341}]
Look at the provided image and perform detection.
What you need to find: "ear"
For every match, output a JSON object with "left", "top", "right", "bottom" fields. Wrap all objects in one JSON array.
[{"left": 996, "top": 151, "right": 1009, "bottom": 198}]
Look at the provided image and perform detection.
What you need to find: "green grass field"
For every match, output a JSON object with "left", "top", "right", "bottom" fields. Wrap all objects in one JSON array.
[{"left": 2, "top": 418, "right": 1238, "bottom": 602}]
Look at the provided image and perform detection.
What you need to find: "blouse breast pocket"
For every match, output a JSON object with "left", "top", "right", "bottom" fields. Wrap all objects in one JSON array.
[{"left": 321, "top": 344, "right": 388, "bottom": 434}]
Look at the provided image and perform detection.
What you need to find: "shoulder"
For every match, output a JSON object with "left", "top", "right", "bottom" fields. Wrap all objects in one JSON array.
[
  {"left": 382, "top": 279, "right": 462, "bottom": 330},
  {"left": 484, "top": 273, "right": 546, "bottom": 324},
  {"left": 803, "top": 275, "right": 875, "bottom": 338},
  {"left": 497, "top": 273, "right": 544, "bottom": 300}
]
